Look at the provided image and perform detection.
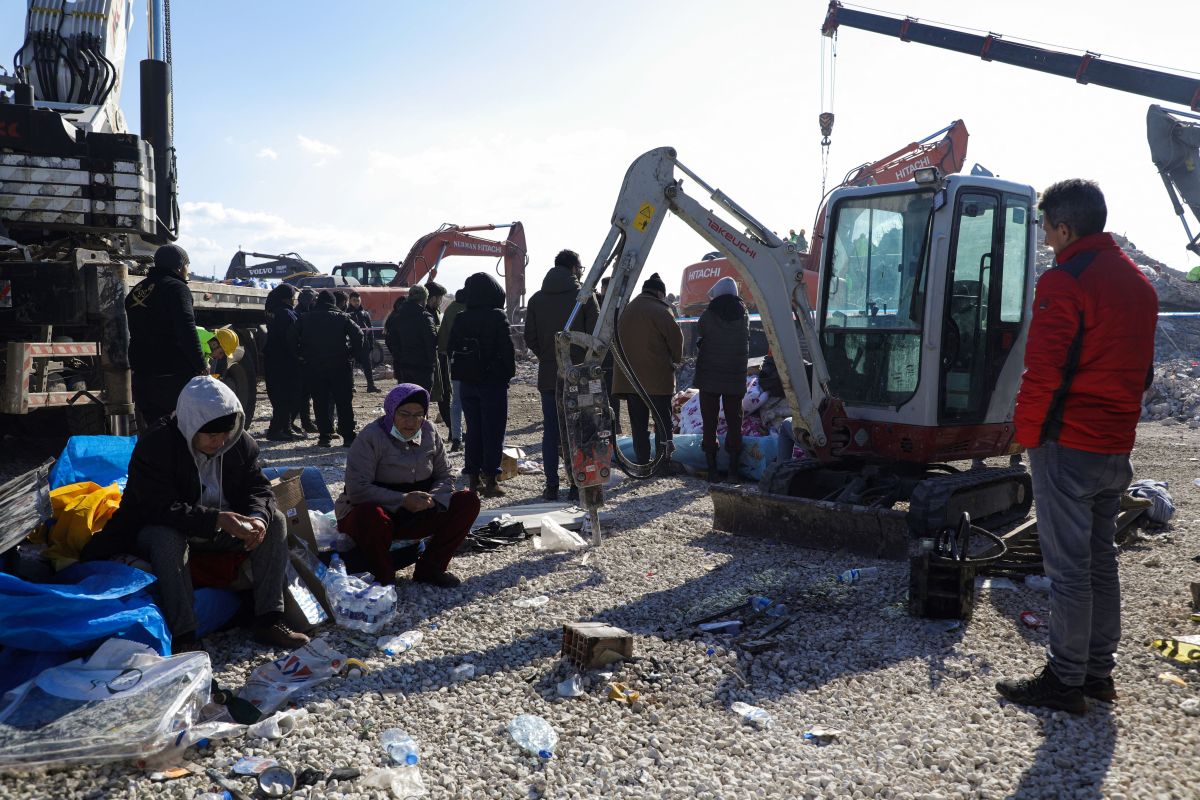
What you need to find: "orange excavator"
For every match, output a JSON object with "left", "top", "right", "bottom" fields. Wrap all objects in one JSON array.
[
  {"left": 678, "top": 121, "right": 969, "bottom": 315},
  {"left": 338, "top": 222, "right": 529, "bottom": 325}
]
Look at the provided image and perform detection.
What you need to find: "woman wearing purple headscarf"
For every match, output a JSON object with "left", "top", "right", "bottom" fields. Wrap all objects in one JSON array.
[{"left": 334, "top": 383, "right": 480, "bottom": 586}]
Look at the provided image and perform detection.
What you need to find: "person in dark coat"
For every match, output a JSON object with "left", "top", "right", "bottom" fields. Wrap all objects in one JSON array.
[
  {"left": 524, "top": 249, "right": 599, "bottom": 501},
  {"left": 125, "top": 244, "right": 208, "bottom": 430},
  {"left": 694, "top": 277, "right": 750, "bottom": 481},
  {"left": 449, "top": 272, "right": 516, "bottom": 497},
  {"left": 264, "top": 283, "right": 305, "bottom": 441},
  {"left": 384, "top": 285, "right": 438, "bottom": 389},
  {"left": 425, "top": 282, "right": 452, "bottom": 433},
  {"left": 437, "top": 288, "right": 467, "bottom": 451},
  {"left": 611, "top": 272, "right": 683, "bottom": 470},
  {"left": 347, "top": 291, "right": 380, "bottom": 393},
  {"left": 291, "top": 290, "right": 363, "bottom": 447},
  {"left": 81, "top": 377, "right": 308, "bottom": 653},
  {"left": 293, "top": 287, "right": 318, "bottom": 432}
]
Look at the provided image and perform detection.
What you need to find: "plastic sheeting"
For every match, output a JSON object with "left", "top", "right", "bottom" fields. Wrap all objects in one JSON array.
[
  {"left": 48, "top": 436, "right": 137, "bottom": 492},
  {"left": 615, "top": 433, "right": 779, "bottom": 481}
]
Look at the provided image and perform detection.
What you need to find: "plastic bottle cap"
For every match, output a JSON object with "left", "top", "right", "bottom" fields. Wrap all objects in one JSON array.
[
  {"left": 538, "top": 749, "right": 553, "bottom": 759},
  {"left": 404, "top": 753, "right": 418, "bottom": 766}
]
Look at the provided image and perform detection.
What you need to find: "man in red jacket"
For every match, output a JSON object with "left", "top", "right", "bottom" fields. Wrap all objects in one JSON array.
[{"left": 997, "top": 179, "right": 1157, "bottom": 713}]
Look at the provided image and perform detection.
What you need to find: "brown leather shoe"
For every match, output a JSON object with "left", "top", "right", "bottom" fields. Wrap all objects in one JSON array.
[{"left": 253, "top": 622, "right": 311, "bottom": 650}]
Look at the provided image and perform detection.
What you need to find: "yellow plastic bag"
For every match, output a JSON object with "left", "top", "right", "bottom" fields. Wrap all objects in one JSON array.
[{"left": 46, "top": 481, "right": 123, "bottom": 563}]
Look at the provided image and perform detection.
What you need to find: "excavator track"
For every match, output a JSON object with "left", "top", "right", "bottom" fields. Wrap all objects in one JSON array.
[{"left": 712, "top": 460, "right": 1032, "bottom": 560}]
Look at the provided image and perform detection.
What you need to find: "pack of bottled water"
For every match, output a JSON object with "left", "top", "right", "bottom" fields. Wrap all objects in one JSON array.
[{"left": 321, "top": 555, "right": 397, "bottom": 633}]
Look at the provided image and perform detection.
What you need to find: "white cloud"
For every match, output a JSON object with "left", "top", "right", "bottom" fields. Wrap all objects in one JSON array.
[
  {"left": 296, "top": 135, "right": 340, "bottom": 157},
  {"left": 257, "top": 147, "right": 279, "bottom": 160}
]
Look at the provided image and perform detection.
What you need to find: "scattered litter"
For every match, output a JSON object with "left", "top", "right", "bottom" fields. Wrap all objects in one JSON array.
[
  {"left": 237, "top": 637, "right": 345, "bottom": 718},
  {"left": 557, "top": 675, "right": 584, "bottom": 697},
  {"left": 512, "top": 595, "right": 550, "bottom": 609},
  {"left": 327, "top": 767, "right": 361, "bottom": 783},
  {"left": 533, "top": 517, "right": 587, "bottom": 551},
  {"left": 698, "top": 620, "right": 742, "bottom": 634},
  {"left": 925, "top": 619, "right": 962, "bottom": 633},
  {"left": 978, "top": 577, "right": 1018, "bottom": 591},
  {"left": 748, "top": 595, "right": 772, "bottom": 612},
  {"left": 562, "top": 621, "right": 633, "bottom": 669},
  {"left": 580, "top": 552, "right": 592, "bottom": 566},
  {"left": 803, "top": 725, "right": 845, "bottom": 743},
  {"left": 1159, "top": 672, "right": 1188, "bottom": 687},
  {"left": 321, "top": 555, "right": 397, "bottom": 633},
  {"left": 381, "top": 728, "right": 420, "bottom": 766},
  {"left": 1019, "top": 611, "right": 1047, "bottom": 629},
  {"left": 607, "top": 682, "right": 640, "bottom": 704},
  {"left": 1024, "top": 575, "right": 1052, "bottom": 591},
  {"left": 730, "top": 701, "right": 773, "bottom": 730},
  {"left": 1128, "top": 479, "right": 1176, "bottom": 524},
  {"left": 1142, "top": 555, "right": 1163, "bottom": 568},
  {"left": 509, "top": 714, "right": 558, "bottom": 759},
  {"left": 341, "top": 658, "right": 369, "bottom": 678},
  {"left": 146, "top": 766, "right": 192, "bottom": 781},
  {"left": 766, "top": 604, "right": 789, "bottom": 617},
  {"left": 247, "top": 708, "right": 308, "bottom": 740},
  {"left": 362, "top": 765, "right": 426, "bottom": 798},
  {"left": 377, "top": 630, "right": 423, "bottom": 656},
  {"left": 232, "top": 755, "right": 278, "bottom": 775},
  {"left": 296, "top": 768, "right": 325, "bottom": 787},
  {"left": 258, "top": 764, "right": 296, "bottom": 797},
  {"left": 837, "top": 567, "right": 880, "bottom": 585},
  {"left": 205, "top": 768, "right": 250, "bottom": 800},
  {"left": 1151, "top": 636, "right": 1200, "bottom": 664},
  {"left": 451, "top": 663, "right": 475, "bottom": 682}
]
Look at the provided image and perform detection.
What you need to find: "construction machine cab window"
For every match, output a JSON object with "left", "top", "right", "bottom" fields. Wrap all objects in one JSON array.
[{"left": 822, "top": 190, "right": 934, "bottom": 407}]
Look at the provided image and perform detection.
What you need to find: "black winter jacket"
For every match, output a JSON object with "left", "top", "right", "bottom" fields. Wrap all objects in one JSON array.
[
  {"left": 523, "top": 266, "right": 599, "bottom": 392},
  {"left": 80, "top": 417, "right": 275, "bottom": 560},
  {"left": 265, "top": 306, "right": 300, "bottom": 365},
  {"left": 449, "top": 273, "right": 515, "bottom": 384},
  {"left": 290, "top": 301, "right": 364, "bottom": 372},
  {"left": 694, "top": 294, "right": 749, "bottom": 396},
  {"left": 348, "top": 306, "right": 374, "bottom": 346},
  {"left": 384, "top": 300, "right": 437, "bottom": 373},
  {"left": 125, "top": 267, "right": 207, "bottom": 376}
]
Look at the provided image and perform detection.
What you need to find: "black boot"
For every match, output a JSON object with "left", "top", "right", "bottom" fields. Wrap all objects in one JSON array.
[
  {"left": 705, "top": 452, "right": 720, "bottom": 483},
  {"left": 468, "top": 473, "right": 481, "bottom": 493},
  {"left": 481, "top": 475, "right": 506, "bottom": 498},
  {"left": 726, "top": 449, "right": 745, "bottom": 483}
]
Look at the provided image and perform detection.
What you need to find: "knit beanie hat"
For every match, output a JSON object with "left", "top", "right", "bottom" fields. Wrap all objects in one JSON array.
[
  {"left": 708, "top": 276, "right": 739, "bottom": 299},
  {"left": 642, "top": 273, "right": 666, "bottom": 294},
  {"left": 154, "top": 244, "right": 189, "bottom": 273}
]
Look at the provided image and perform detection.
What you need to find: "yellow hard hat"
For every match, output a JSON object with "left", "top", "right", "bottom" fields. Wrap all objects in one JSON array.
[{"left": 213, "top": 327, "right": 239, "bottom": 356}]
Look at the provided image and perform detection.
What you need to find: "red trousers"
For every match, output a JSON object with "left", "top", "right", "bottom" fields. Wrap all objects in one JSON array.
[{"left": 337, "top": 490, "right": 480, "bottom": 585}]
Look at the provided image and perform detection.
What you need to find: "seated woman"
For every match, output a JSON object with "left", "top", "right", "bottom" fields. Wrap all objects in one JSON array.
[{"left": 335, "top": 383, "right": 480, "bottom": 587}]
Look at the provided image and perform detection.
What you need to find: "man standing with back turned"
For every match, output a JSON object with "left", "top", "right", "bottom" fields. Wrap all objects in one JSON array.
[
  {"left": 996, "top": 179, "right": 1157, "bottom": 713},
  {"left": 125, "top": 244, "right": 207, "bottom": 429}
]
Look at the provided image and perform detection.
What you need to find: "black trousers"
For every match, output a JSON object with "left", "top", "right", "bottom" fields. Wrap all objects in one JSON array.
[
  {"left": 311, "top": 364, "right": 355, "bottom": 438},
  {"left": 393, "top": 363, "right": 434, "bottom": 392},
  {"left": 355, "top": 343, "right": 377, "bottom": 389},
  {"left": 265, "top": 355, "right": 302, "bottom": 434},
  {"left": 621, "top": 393, "right": 673, "bottom": 464},
  {"left": 132, "top": 372, "right": 193, "bottom": 431}
]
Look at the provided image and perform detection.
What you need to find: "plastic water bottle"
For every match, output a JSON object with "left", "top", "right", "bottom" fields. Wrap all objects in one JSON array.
[
  {"left": 730, "top": 701, "right": 773, "bottom": 730},
  {"left": 836, "top": 567, "right": 880, "bottom": 585},
  {"left": 508, "top": 714, "right": 557, "bottom": 759},
  {"left": 196, "top": 793, "right": 232, "bottom": 800},
  {"left": 377, "top": 630, "right": 423, "bottom": 656},
  {"left": 380, "top": 728, "right": 420, "bottom": 766},
  {"left": 748, "top": 595, "right": 772, "bottom": 612}
]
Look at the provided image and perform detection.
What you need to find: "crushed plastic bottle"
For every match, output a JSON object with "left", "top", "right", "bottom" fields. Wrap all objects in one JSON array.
[
  {"left": 836, "top": 567, "right": 880, "bottom": 585},
  {"left": 557, "top": 674, "right": 584, "bottom": 697},
  {"left": 451, "top": 663, "right": 475, "bottom": 681},
  {"left": 1024, "top": 575, "right": 1052, "bottom": 591},
  {"left": 730, "top": 701, "right": 773, "bottom": 730},
  {"left": 508, "top": 714, "right": 558, "bottom": 759},
  {"left": 766, "top": 604, "right": 788, "bottom": 617},
  {"left": 748, "top": 595, "right": 772, "bottom": 612},
  {"left": 377, "top": 630, "right": 423, "bottom": 656},
  {"left": 380, "top": 728, "right": 420, "bottom": 766},
  {"left": 196, "top": 793, "right": 232, "bottom": 800},
  {"left": 512, "top": 595, "right": 550, "bottom": 609}
]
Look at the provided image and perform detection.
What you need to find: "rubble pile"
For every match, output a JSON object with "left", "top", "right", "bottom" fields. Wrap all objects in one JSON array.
[{"left": 1143, "top": 358, "right": 1200, "bottom": 424}]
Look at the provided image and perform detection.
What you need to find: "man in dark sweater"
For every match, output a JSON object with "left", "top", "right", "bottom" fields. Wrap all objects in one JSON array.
[
  {"left": 385, "top": 284, "right": 438, "bottom": 390},
  {"left": 347, "top": 291, "right": 380, "bottom": 393},
  {"left": 81, "top": 377, "right": 307, "bottom": 653},
  {"left": 125, "top": 244, "right": 207, "bottom": 429},
  {"left": 291, "top": 290, "right": 363, "bottom": 447}
]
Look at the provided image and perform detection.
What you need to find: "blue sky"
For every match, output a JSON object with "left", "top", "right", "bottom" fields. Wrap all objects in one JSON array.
[{"left": 6, "top": 1, "right": 1198, "bottom": 296}]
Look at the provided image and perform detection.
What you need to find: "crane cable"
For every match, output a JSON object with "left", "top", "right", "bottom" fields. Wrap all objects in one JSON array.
[{"left": 819, "top": 30, "right": 837, "bottom": 198}]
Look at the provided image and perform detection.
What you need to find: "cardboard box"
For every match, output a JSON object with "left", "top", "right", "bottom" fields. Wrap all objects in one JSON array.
[
  {"left": 498, "top": 446, "right": 526, "bottom": 483},
  {"left": 270, "top": 469, "right": 334, "bottom": 621}
]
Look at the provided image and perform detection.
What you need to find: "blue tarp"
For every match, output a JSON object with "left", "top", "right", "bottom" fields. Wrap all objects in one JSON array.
[
  {"left": 48, "top": 435, "right": 137, "bottom": 491},
  {"left": 616, "top": 433, "right": 779, "bottom": 481}
]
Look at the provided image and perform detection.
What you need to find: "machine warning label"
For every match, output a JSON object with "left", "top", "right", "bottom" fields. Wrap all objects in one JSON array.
[
  {"left": 0, "top": 280, "right": 10, "bottom": 308},
  {"left": 633, "top": 202, "right": 656, "bottom": 232}
]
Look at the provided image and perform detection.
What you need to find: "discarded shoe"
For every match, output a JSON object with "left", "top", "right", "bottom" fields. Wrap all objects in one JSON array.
[
  {"left": 995, "top": 664, "right": 1087, "bottom": 714},
  {"left": 253, "top": 622, "right": 311, "bottom": 650},
  {"left": 413, "top": 571, "right": 462, "bottom": 589}
]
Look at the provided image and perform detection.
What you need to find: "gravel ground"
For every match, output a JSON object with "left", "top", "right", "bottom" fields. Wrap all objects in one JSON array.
[{"left": 2, "top": 359, "right": 1199, "bottom": 800}]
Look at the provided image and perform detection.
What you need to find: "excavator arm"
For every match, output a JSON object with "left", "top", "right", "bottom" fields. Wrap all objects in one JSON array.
[
  {"left": 225, "top": 250, "right": 318, "bottom": 282},
  {"left": 1148, "top": 105, "right": 1200, "bottom": 256},
  {"left": 392, "top": 222, "right": 528, "bottom": 322},
  {"left": 555, "top": 147, "right": 833, "bottom": 542}
]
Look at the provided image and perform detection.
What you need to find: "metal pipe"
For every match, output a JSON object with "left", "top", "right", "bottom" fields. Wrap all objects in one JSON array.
[{"left": 146, "top": 0, "right": 166, "bottom": 61}]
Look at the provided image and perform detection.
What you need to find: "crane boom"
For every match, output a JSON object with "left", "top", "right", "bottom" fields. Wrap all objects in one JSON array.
[{"left": 822, "top": 1, "right": 1200, "bottom": 111}]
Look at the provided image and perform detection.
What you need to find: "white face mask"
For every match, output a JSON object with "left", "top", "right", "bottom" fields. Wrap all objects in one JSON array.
[{"left": 390, "top": 424, "right": 420, "bottom": 443}]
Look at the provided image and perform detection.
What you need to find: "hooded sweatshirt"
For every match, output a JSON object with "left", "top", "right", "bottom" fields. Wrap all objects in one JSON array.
[
  {"left": 524, "top": 265, "right": 600, "bottom": 392},
  {"left": 448, "top": 273, "right": 516, "bottom": 384},
  {"left": 81, "top": 377, "right": 275, "bottom": 561}
]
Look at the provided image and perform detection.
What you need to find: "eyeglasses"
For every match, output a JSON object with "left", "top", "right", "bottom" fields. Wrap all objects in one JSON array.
[{"left": 394, "top": 410, "right": 426, "bottom": 420}]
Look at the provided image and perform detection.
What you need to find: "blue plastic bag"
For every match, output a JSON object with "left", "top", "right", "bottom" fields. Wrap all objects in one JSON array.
[
  {"left": 615, "top": 433, "right": 779, "bottom": 481},
  {"left": 48, "top": 435, "right": 137, "bottom": 491}
]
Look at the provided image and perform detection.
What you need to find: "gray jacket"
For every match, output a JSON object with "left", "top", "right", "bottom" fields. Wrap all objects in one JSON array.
[
  {"left": 693, "top": 294, "right": 749, "bottom": 396},
  {"left": 335, "top": 418, "right": 453, "bottom": 518}
]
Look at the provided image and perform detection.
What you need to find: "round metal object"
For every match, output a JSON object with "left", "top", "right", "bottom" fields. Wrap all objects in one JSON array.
[{"left": 257, "top": 765, "right": 296, "bottom": 797}]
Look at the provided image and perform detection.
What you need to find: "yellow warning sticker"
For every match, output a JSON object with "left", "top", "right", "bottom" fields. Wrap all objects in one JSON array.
[
  {"left": 633, "top": 202, "right": 656, "bottom": 232},
  {"left": 1151, "top": 637, "right": 1200, "bottom": 664}
]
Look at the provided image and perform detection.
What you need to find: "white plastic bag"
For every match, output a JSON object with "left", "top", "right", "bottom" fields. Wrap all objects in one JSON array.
[
  {"left": 532, "top": 516, "right": 587, "bottom": 551},
  {"left": 236, "top": 637, "right": 345, "bottom": 717},
  {"left": 247, "top": 707, "right": 309, "bottom": 740}
]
